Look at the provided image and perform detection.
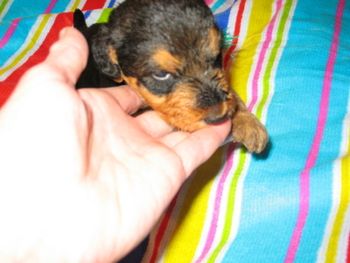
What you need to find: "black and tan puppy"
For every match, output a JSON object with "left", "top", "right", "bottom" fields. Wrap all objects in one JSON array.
[{"left": 75, "top": 0, "right": 268, "bottom": 153}]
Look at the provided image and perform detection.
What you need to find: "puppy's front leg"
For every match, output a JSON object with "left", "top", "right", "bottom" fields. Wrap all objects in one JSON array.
[{"left": 230, "top": 91, "right": 268, "bottom": 153}]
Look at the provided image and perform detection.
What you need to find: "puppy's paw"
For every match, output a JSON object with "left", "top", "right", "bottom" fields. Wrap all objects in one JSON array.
[{"left": 231, "top": 112, "right": 268, "bottom": 153}]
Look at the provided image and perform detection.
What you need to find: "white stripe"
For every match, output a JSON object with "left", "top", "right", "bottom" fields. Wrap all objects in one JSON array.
[
  {"left": 103, "top": 0, "right": 124, "bottom": 9},
  {"left": 215, "top": 0, "right": 236, "bottom": 15},
  {"left": 225, "top": 0, "right": 239, "bottom": 36},
  {"left": 85, "top": 9, "right": 104, "bottom": 26},
  {"left": 317, "top": 160, "right": 343, "bottom": 263},
  {"left": 236, "top": 0, "right": 252, "bottom": 51},
  {"left": 336, "top": 93, "right": 350, "bottom": 263}
]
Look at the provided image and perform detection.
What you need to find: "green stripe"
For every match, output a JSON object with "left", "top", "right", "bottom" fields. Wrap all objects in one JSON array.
[
  {"left": 256, "top": 0, "right": 294, "bottom": 119},
  {"left": 206, "top": 1, "right": 294, "bottom": 261},
  {"left": 207, "top": 150, "right": 248, "bottom": 263},
  {"left": 0, "top": 0, "right": 10, "bottom": 20},
  {"left": 97, "top": 8, "right": 113, "bottom": 23}
]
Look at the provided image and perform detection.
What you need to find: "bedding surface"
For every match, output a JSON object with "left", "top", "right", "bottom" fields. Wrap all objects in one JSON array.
[{"left": 0, "top": 0, "right": 350, "bottom": 262}]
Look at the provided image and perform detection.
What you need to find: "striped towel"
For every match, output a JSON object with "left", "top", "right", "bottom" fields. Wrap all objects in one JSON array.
[{"left": 1, "top": 0, "right": 350, "bottom": 262}]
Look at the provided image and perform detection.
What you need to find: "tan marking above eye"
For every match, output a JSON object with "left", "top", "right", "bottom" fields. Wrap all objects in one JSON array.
[
  {"left": 152, "top": 48, "right": 182, "bottom": 73},
  {"left": 108, "top": 45, "right": 118, "bottom": 64},
  {"left": 208, "top": 27, "right": 221, "bottom": 55}
]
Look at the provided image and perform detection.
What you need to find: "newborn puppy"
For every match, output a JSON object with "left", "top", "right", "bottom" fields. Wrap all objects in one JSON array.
[{"left": 75, "top": 0, "right": 268, "bottom": 153}]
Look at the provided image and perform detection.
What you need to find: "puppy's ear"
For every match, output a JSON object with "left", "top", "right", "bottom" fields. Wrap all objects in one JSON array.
[
  {"left": 73, "top": 9, "right": 87, "bottom": 31},
  {"left": 91, "top": 25, "right": 122, "bottom": 81}
]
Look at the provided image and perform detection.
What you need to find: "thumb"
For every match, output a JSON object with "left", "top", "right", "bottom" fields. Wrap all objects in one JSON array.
[{"left": 45, "top": 27, "right": 88, "bottom": 86}]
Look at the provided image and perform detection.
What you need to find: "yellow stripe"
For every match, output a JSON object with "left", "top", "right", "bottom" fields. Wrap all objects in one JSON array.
[
  {"left": 229, "top": 1, "right": 274, "bottom": 103},
  {"left": 69, "top": 0, "right": 83, "bottom": 11},
  {"left": 163, "top": 148, "right": 224, "bottom": 262},
  {"left": 325, "top": 126, "right": 350, "bottom": 262}
]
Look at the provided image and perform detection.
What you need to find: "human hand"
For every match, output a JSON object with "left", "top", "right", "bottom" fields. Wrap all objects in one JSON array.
[{"left": 0, "top": 27, "right": 231, "bottom": 262}]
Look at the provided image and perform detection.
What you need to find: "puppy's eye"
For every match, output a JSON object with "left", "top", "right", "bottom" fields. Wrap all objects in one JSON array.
[{"left": 152, "top": 71, "right": 172, "bottom": 81}]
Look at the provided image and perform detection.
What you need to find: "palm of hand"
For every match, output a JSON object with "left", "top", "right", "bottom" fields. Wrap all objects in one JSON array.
[{"left": 0, "top": 28, "right": 230, "bottom": 262}]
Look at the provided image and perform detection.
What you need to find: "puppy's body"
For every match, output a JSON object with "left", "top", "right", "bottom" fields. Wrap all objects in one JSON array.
[{"left": 75, "top": 0, "right": 268, "bottom": 153}]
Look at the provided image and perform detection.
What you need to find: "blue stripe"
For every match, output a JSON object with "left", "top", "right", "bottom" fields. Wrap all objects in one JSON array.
[
  {"left": 295, "top": 0, "right": 350, "bottom": 261},
  {"left": 222, "top": 0, "right": 350, "bottom": 262},
  {"left": 214, "top": 8, "right": 231, "bottom": 31},
  {"left": 84, "top": 10, "right": 92, "bottom": 19},
  {"left": 0, "top": 0, "right": 71, "bottom": 22},
  {"left": 107, "top": 0, "right": 117, "bottom": 8}
]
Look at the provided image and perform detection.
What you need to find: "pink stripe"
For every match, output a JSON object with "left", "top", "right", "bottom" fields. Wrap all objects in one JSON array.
[
  {"left": 194, "top": 1, "right": 284, "bottom": 261},
  {"left": 249, "top": 0, "right": 283, "bottom": 111},
  {"left": 194, "top": 144, "right": 235, "bottom": 263},
  {"left": 44, "top": 0, "right": 58, "bottom": 13},
  {"left": 205, "top": 0, "right": 214, "bottom": 5},
  {"left": 284, "top": 0, "right": 345, "bottom": 262},
  {"left": 0, "top": 18, "right": 20, "bottom": 48},
  {"left": 0, "top": 0, "right": 57, "bottom": 48}
]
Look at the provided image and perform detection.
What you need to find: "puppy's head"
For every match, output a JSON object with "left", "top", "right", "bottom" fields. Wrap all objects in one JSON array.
[{"left": 92, "top": 0, "right": 236, "bottom": 131}]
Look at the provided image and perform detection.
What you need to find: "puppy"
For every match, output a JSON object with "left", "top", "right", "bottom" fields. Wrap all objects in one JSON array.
[{"left": 75, "top": 0, "right": 268, "bottom": 153}]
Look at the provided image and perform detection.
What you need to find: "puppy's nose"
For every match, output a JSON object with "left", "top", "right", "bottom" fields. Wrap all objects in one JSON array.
[{"left": 197, "top": 88, "right": 230, "bottom": 109}]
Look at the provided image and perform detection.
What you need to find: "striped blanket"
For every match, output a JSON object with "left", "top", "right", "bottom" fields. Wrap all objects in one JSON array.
[{"left": 1, "top": 0, "right": 350, "bottom": 262}]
